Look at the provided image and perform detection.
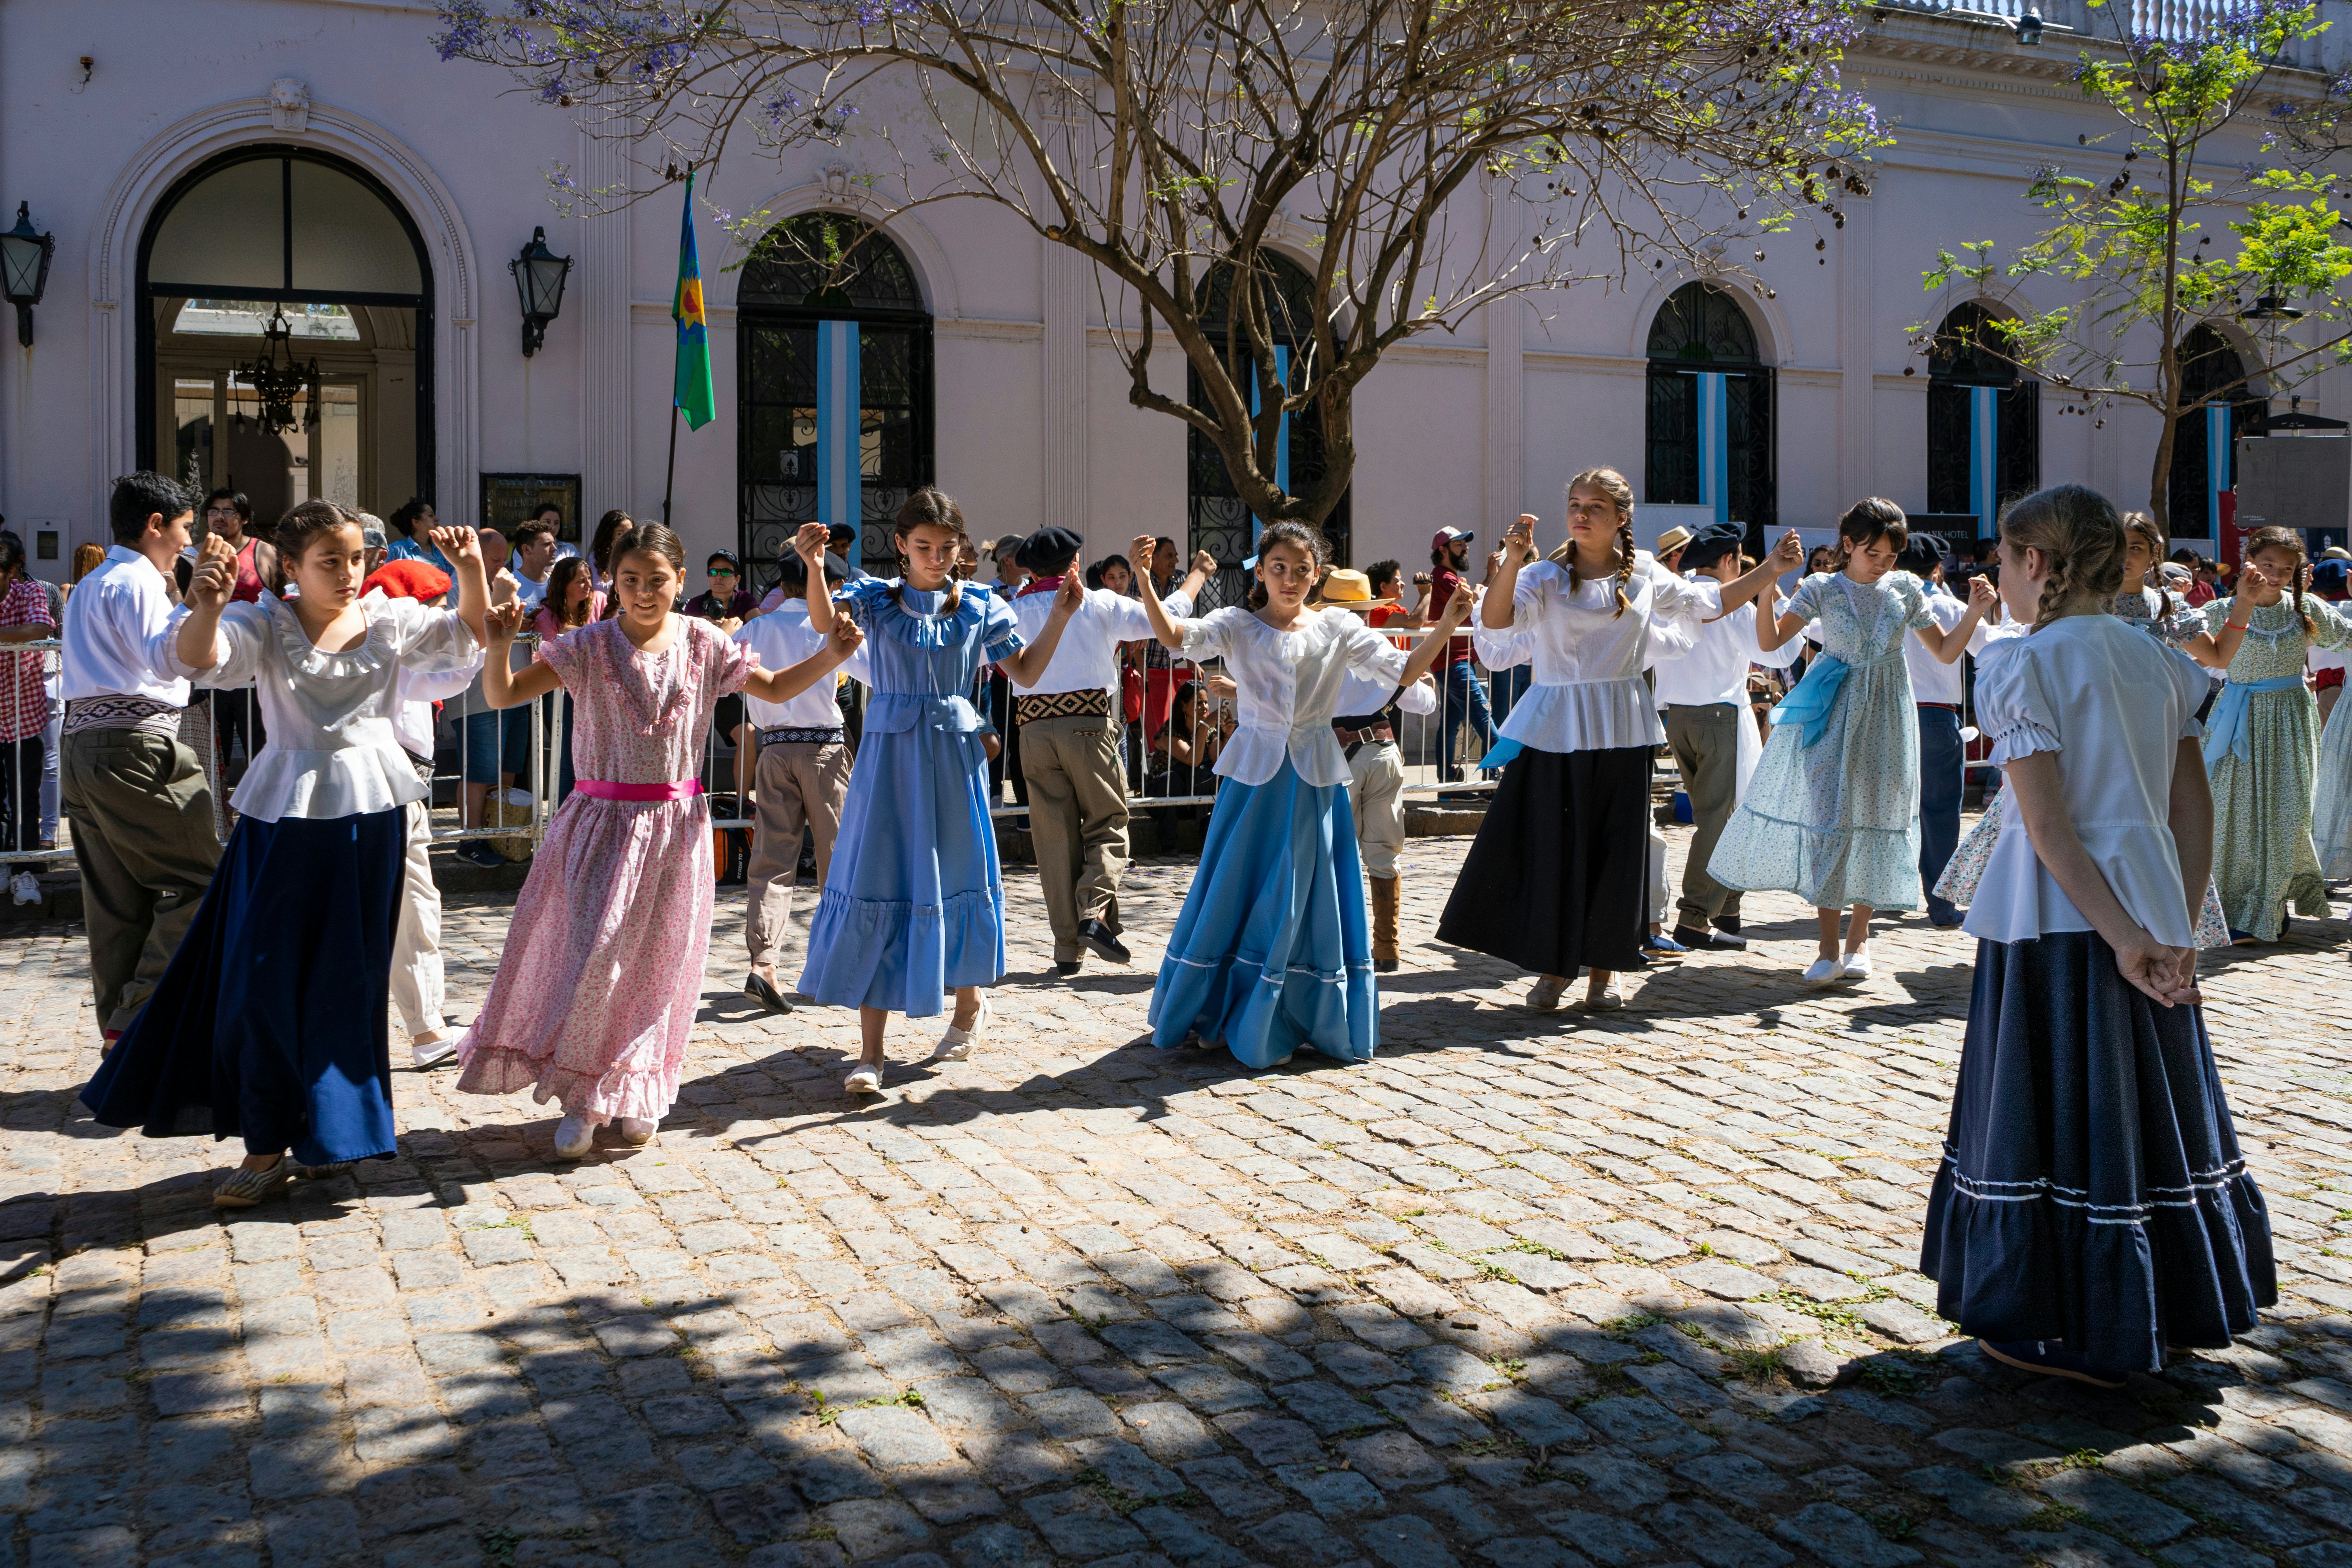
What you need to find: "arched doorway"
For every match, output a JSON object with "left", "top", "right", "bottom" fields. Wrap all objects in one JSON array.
[
  {"left": 1187, "top": 253, "right": 1348, "bottom": 609},
  {"left": 737, "top": 213, "right": 933, "bottom": 591},
  {"left": 2167, "top": 324, "right": 2266, "bottom": 538},
  {"left": 1644, "top": 283, "right": 1776, "bottom": 549},
  {"left": 1925, "top": 301, "right": 2039, "bottom": 534},
  {"left": 137, "top": 145, "right": 432, "bottom": 523}
]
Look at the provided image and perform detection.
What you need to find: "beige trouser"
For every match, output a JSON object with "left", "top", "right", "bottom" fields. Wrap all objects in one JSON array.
[
  {"left": 1018, "top": 715, "right": 1130, "bottom": 962},
  {"left": 1347, "top": 738, "right": 1407, "bottom": 878},
  {"left": 746, "top": 741, "right": 853, "bottom": 968},
  {"left": 390, "top": 801, "right": 445, "bottom": 1038},
  {"left": 1662, "top": 701, "right": 1745, "bottom": 928}
]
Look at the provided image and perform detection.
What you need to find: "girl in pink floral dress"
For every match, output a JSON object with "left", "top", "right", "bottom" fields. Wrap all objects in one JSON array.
[{"left": 453, "top": 522, "right": 859, "bottom": 1157}]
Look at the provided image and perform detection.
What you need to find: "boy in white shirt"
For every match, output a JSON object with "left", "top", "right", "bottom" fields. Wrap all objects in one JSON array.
[{"left": 734, "top": 548, "right": 864, "bottom": 1011}]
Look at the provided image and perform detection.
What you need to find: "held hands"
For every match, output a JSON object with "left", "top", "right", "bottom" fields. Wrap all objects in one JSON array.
[
  {"left": 483, "top": 601, "right": 527, "bottom": 647},
  {"left": 1130, "top": 536, "right": 1157, "bottom": 578},
  {"left": 793, "top": 521, "right": 830, "bottom": 564},
  {"left": 828, "top": 608, "right": 865, "bottom": 659},
  {"left": 2115, "top": 932, "right": 2202, "bottom": 1008},
  {"left": 1437, "top": 581, "right": 1477, "bottom": 625},
  {"left": 1505, "top": 513, "right": 1537, "bottom": 557},
  {"left": 1968, "top": 574, "right": 2000, "bottom": 616},
  {"left": 1768, "top": 529, "right": 1806, "bottom": 573},
  {"left": 188, "top": 533, "right": 237, "bottom": 612},
  {"left": 428, "top": 526, "right": 483, "bottom": 567}
]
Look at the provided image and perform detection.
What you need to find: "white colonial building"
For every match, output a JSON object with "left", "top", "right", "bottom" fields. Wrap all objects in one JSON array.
[{"left": 3, "top": 0, "right": 2349, "bottom": 594}]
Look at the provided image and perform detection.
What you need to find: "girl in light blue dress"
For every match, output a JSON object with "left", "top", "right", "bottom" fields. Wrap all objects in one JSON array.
[
  {"left": 1130, "top": 523, "right": 1461, "bottom": 1068},
  {"left": 1709, "top": 500, "right": 1991, "bottom": 987},
  {"left": 797, "top": 489, "right": 1080, "bottom": 1094}
]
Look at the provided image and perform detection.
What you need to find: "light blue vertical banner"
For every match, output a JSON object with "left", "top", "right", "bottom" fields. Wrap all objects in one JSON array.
[
  {"left": 817, "top": 320, "right": 861, "bottom": 536},
  {"left": 1247, "top": 346, "right": 1292, "bottom": 547},
  {"left": 1697, "top": 372, "right": 1729, "bottom": 526},
  {"left": 1969, "top": 385, "right": 1999, "bottom": 536},
  {"left": 2208, "top": 403, "right": 2233, "bottom": 535}
]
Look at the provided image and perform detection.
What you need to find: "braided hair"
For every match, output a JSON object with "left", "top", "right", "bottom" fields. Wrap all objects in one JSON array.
[
  {"left": 2241, "top": 525, "right": 2320, "bottom": 639},
  {"left": 891, "top": 487, "right": 965, "bottom": 617},
  {"left": 1559, "top": 467, "right": 1637, "bottom": 618},
  {"left": 1997, "top": 485, "right": 2128, "bottom": 632}
]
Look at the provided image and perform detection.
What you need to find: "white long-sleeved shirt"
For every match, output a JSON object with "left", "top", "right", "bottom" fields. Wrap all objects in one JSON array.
[
  {"left": 1903, "top": 581, "right": 1974, "bottom": 706},
  {"left": 1651, "top": 586, "right": 1801, "bottom": 708},
  {"left": 1335, "top": 668, "right": 1439, "bottom": 722},
  {"left": 734, "top": 601, "right": 870, "bottom": 730},
  {"left": 1011, "top": 583, "right": 1153, "bottom": 700},
  {"left": 60, "top": 546, "right": 189, "bottom": 706},
  {"left": 1172, "top": 606, "right": 1411, "bottom": 786},
  {"left": 1470, "top": 551, "right": 1711, "bottom": 753}
]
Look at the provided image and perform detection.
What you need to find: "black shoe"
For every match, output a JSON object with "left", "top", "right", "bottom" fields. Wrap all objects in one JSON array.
[
  {"left": 1078, "top": 919, "right": 1131, "bottom": 965},
  {"left": 1054, "top": 960, "right": 1082, "bottom": 977},
  {"left": 1672, "top": 925, "right": 1745, "bottom": 952},
  {"left": 1713, "top": 914, "right": 1742, "bottom": 936},
  {"left": 455, "top": 841, "right": 505, "bottom": 870},
  {"left": 1374, "top": 957, "right": 1399, "bottom": 974},
  {"left": 742, "top": 973, "right": 794, "bottom": 1014}
]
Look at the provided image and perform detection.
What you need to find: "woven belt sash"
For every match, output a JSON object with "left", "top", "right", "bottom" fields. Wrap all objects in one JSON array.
[
  {"left": 63, "top": 694, "right": 182, "bottom": 737},
  {"left": 574, "top": 779, "right": 703, "bottom": 802},
  {"left": 1016, "top": 688, "right": 1111, "bottom": 724},
  {"left": 758, "top": 726, "right": 845, "bottom": 746}
]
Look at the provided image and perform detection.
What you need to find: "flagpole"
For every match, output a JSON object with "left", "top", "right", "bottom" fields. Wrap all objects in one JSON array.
[{"left": 663, "top": 402, "right": 680, "bottom": 526}]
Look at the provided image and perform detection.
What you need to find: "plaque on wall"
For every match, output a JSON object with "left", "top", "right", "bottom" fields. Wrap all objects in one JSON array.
[{"left": 479, "top": 472, "right": 585, "bottom": 545}]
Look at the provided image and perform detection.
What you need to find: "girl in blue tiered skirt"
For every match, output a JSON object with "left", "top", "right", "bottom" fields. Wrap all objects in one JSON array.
[
  {"left": 1920, "top": 483, "right": 2273, "bottom": 1387},
  {"left": 797, "top": 488, "right": 1080, "bottom": 1095},
  {"left": 1130, "top": 523, "right": 1463, "bottom": 1068}
]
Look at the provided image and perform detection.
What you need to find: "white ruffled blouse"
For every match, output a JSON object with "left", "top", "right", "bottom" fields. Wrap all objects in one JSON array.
[
  {"left": 1471, "top": 552, "right": 1712, "bottom": 752},
  {"left": 1174, "top": 606, "right": 1412, "bottom": 786},
  {"left": 1963, "top": 613, "right": 2210, "bottom": 948},
  {"left": 164, "top": 593, "right": 481, "bottom": 822}
]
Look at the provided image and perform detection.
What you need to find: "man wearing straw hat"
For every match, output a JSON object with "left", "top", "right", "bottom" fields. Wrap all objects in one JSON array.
[{"left": 1324, "top": 567, "right": 1440, "bottom": 970}]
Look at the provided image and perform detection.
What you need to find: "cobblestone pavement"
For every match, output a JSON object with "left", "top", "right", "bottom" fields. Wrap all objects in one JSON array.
[{"left": 4, "top": 822, "right": 2352, "bottom": 1568}]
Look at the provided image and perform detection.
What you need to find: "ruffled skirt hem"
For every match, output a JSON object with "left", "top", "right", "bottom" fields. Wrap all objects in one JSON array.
[
  {"left": 452, "top": 1047, "right": 682, "bottom": 1124},
  {"left": 798, "top": 884, "right": 1005, "bottom": 1017}
]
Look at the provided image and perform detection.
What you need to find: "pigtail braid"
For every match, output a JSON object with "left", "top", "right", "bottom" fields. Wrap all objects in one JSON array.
[
  {"left": 1611, "top": 515, "right": 1635, "bottom": 619},
  {"left": 2032, "top": 554, "right": 2074, "bottom": 632},
  {"left": 2244, "top": 525, "right": 2319, "bottom": 639}
]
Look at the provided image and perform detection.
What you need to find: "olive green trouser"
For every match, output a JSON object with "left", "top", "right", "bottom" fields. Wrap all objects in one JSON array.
[{"left": 62, "top": 728, "right": 222, "bottom": 1033}]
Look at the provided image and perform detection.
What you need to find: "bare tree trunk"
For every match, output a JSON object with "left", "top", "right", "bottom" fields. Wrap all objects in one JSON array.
[{"left": 2148, "top": 408, "right": 2175, "bottom": 539}]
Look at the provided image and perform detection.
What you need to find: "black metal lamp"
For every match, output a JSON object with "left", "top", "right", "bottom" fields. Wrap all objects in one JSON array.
[
  {"left": 1, "top": 203, "right": 55, "bottom": 348},
  {"left": 2016, "top": 7, "right": 2044, "bottom": 45},
  {"left": 2239, "top": 291, "right": 2303, "bottom": 323},
  {"left": 510, "top": 226, "right": 572, "bottom": 357}
]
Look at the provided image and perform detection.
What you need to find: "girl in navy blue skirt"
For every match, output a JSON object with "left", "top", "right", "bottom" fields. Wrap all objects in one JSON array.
[{"left": 1921, "top": 484, "right": 2274, "bottom": 1386}]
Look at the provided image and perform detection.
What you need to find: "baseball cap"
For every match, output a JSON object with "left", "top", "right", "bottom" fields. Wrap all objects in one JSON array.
[{"left": 1431, "top": 527, "right": 1473, "bottom": 552}]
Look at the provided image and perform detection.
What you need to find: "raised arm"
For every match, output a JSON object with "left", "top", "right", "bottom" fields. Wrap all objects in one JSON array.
[
  {"left": 173, "top": 534, "right": 237, "bottom": 671},
  {"left": 1177, "top": 549, "right": 1216, "bottom": 608},
  {"left": 742, "top": 607, "right": 864, "bottom": 705},
  {"left": 429, "top": 526, "right": 491, "bottom": 650},
  {"left": 1720, "top": 530, "right": 1804, "bottom": 616},
  {"left": 999, "top": 571, "right": 1085, "bottom": 687},
  {"left": 1403, "top": 581, "right": 1476, "bottom": 686},
  {"left": 790, "top": 522, "right": 834, "bottom": 635},
  {"left": 481, "top": 602, "right": 564, "bottom": 708},
  {"left": 2006, "top": 750, "right": 2199, "bottom": 1007},
  {"left": 1914, "top": 575, "right": 1996, "bottom": 664},
  {"left": 1753, "top": 531, "right": 1813, "bottom": 652},
  {"left": 1482, "top": 514, "right": 1537, "bottom": 630},
  {"left": 1132, "top": 535, "right": 1186, "bottom": 651}
]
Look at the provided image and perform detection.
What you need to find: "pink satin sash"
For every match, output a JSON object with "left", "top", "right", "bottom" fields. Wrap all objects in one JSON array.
[{"left": 572, "top": 779, "right": 703, "bottom": 802}]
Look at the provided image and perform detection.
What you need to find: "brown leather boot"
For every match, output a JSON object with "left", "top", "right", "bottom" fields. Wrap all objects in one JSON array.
[{"left": 1370, "top": 874, "right": 1401, "bottom": 972}]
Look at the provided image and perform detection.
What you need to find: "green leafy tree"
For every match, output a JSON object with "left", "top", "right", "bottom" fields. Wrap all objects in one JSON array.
[
  {"left": 436, "top": 0, "right": 1882, "bottom": 533},
  {"left": 1919, "top": 0, "right": 2352, "bottom": 535}
]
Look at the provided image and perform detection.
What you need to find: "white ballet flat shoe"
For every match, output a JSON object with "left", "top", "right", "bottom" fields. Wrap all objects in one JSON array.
[
  {"left": 410, "top": 1035, "right": 457, "bottom": 1070},
  {"left": 935, "top": 995, "right": 992, "bottom": 1061},
  {"left": 1580, "top": 983, "right": 1624, "bottom": 1012},
  {"left": 552, "top": 1114, "right": 596, "bottom": 1160},
  {"left": 1803, "top": 956, "right": 1844, "bottom": 988},
  {"left": 1837, "top": 947, "right": 1872, "bottom": 983},
  {"left": 844, "top": 1061, "right": 884, "bottom": 1095},
  {"left": 615, "top": 1117, "right": 658, "bottom": 1146},
  {"left": 1525, "top": 976, "right": 1567, "bottom": 1012}
]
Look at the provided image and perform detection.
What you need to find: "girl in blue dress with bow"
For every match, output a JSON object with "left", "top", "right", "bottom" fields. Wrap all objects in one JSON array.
[
  {"left": 798, "top": 488, "right": 1081, "bottom": 1094},
  {"left": 1710, "top": 500, "right": 1992, "bottom": 988}
]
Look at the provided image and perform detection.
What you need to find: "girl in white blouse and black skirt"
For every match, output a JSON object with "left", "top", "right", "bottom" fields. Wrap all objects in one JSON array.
[
  {"left": 1437, "top": 469, "right": 1785, "bottom": 1011},
  {"left": 1920, "top": 484, "right": 2274, "bottom": 1388}
]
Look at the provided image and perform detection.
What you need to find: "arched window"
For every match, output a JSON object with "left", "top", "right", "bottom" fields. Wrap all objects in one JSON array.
[
  {"left": 2166, "top": 325, "right": 2264, "bottom": 539},
  {"left": 1187, "top": 253, "right": 1347, "bottom": 608},
  {"left": 1644, "top": 284, "right": 1775, "bottom": 544},
  {"left": 137, "top": 145, "right": 432, "bottom": 526},
  {"left": 1925, "top": 302, "right": 2039, "bottom": 532},
  {"left": 738, "top": 213, "right": 933, "bottom": 584}
]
